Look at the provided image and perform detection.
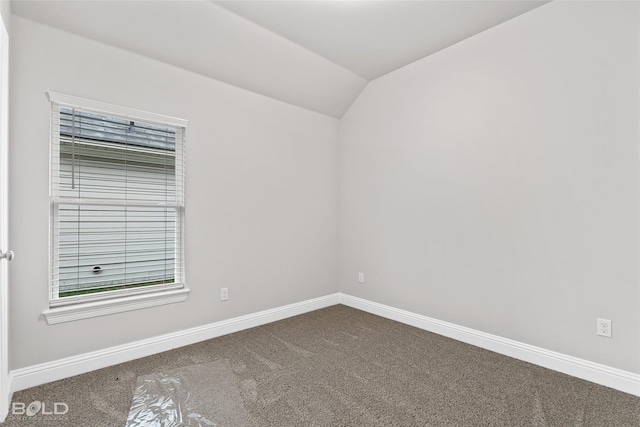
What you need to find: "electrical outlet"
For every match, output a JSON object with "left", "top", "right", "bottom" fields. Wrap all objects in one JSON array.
[
  {"left": 358, "top": 272, "right": 364, "bottom": 283},
  {"left": 596, "top": 318, "right": 611, "bottom": 338},
  {"left": 220, "top": 287, "right": 228, "bottom": 301}
]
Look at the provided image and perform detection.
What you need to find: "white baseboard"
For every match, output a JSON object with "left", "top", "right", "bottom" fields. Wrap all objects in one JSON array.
[
  {"left": 9, "top": 292, "right": 639, "bottom": 399},
  {"left": 0, "top": 389, "right": 9, "bottom": 423},
  {"left": 10, "top": 293, "right": 340, "bottom": 393},
  {"left": 338, "top": 293, "right": 640, "bottom": 397}
]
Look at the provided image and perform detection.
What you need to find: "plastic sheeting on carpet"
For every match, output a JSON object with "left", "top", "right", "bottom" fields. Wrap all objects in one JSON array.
[{"left": 126, "top": 359, "right": 251, "bottom": 427}]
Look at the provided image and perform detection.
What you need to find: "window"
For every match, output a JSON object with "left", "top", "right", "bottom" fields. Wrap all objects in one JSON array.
[{"left": 45, "top": 92, "right": 188, "bottom": 323}]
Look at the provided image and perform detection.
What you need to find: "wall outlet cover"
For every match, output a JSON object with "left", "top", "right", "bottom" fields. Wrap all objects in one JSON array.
[{"left": 596, "top": 318, "right": 611, "bottom": 338}]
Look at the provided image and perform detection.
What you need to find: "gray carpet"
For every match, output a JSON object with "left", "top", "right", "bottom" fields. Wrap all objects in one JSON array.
[{"left": 2, "top": 305, "right": 639, "bottom": 426}]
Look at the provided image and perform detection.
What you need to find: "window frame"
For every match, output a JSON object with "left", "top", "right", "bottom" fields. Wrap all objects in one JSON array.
[{"left": 44, "top": 92, "right": 189, "bottom": 324}]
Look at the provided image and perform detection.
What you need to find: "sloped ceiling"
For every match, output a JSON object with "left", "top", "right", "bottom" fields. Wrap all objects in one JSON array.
[
  {"left": 11, "top": 0, "right": 547, "bottom": 118},
  {"left": 216, "top": 1, "right": 547, "bottom": 81}
]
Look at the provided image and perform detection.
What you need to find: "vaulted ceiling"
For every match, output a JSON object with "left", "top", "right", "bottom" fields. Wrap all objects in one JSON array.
[{"left": 11, "top": 0, "right": 547, "bottom": 118}]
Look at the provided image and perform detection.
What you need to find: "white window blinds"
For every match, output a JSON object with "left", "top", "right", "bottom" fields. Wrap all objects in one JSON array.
[{"left": 49, "top": 93, "right": 186, "bottom": 307}]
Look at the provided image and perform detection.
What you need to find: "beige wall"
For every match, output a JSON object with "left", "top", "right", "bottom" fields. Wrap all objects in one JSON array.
[
  {"left": 9, "top": 16, "right": 338, "bottom": 369},
  {"left": 338, "top": 1, "right": 640, "bottom": 373}
]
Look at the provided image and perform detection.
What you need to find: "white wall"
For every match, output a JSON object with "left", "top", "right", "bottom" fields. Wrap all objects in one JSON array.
[
  {"left": 11, "top": 1, "right": 367, "bottom": 119},
  {"left": 9, "top": 16, "right": 338, "bottom": 369},
  {"left": 0, "top": 1, "right": 9, "bottom": 35},
  {"left": 8, "top": 0, "right": 640, "bottom": 380},
  {"left": 339, "top": 1, "right": 640, "bottom": 373}
]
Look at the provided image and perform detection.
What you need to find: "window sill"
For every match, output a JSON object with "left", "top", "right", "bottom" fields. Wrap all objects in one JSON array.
[{"left": 43, "top": 288, "right": 190, "bottom": 325}]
